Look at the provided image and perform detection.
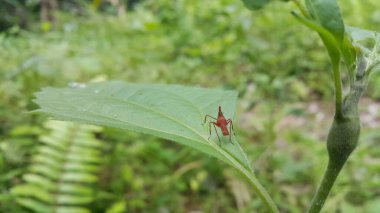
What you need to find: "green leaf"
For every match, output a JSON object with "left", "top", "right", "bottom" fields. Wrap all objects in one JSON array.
[
  {"left": 55, "top": 207, "right": 91, "bottom": 213},
  {"left": 34, "top": 81, "right": 251, "bottom": 172},
  {"left": 15, "top": 198, "right": 53, "bottom": 213},
  {"left": 346, "top": 26, "right": 377, "bottom": 42},
  {"left": 60, "top": 172, "right": 98, "bottom": 182},
  {"left": 12, "top": 120, "right": 102, "bottom": 213},
  {"left": 66, "top": 152, "right": 101, "bottom": 163},
  {"left": 305, "top": 0, "right": 344, "bottom": 41},
  {"left": 340, "top": 36, "right": 357, "bottom": 84},
  {"left": 29, "top": 164, "right": 60, "bottom": 180},
  {"left": 57, "top": 183, "right": 93, "bottom": 195},
  {"left": 40, "top": 135, "right": 67, "bottom": 150},
  {"left": 241, "top": 0, "right": 271, "bottom": 10},
  {"left": 291, "top": 12, "right": 341, "bottom": 61},
  {"left": 55, "top": 194, "right": 94, "bottom": 205},
  {"left": 23, "top": 174, "right": 55, "bottom": 190},
  {"left": 39, "top": 146, "right": 65, "bottom": 160},
  {"left": 34, "top": 81, "right": 279, "bottom": 212},
  {"left": 62, "top": 162, "right": 100, "bottom": 172},
  {"left": 106, "top": 200, "right": 126, "bottom": 213},
  {"left": 12, "top": 184, "right": 52, "bottom": 204},
  {"left": 346, "top": 26, "right": 380, "bottom": 74}
]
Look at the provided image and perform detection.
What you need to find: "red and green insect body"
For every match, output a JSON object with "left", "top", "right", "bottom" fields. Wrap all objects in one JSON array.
[{"left": 204, "top": 106, "right": 235, "bottom": 145}]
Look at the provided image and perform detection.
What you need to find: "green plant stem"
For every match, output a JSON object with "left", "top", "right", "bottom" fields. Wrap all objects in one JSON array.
[
  {"left": 291, "top": 0, "right": 309, "bottom": 18},
  {"left": 332, "top": 61, "right": 343, "bottom": 118},
  {"left": 238, "top": 168, "right": 280, "bottom": 213},
  {"left": 307, "top": 160, "right": 344, "bottom": 213},
  {"left": 212, "top": 143, "right": 279, "bottom": 213},
  {"left": 308, "top": 53, "right": 368, "bottom": 213}
]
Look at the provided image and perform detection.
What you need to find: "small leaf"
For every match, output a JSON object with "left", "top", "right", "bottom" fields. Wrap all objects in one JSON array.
[
  {"left": 40, "top": 135, "right": 67, "bottom": 150},
  {"left": 55, "top": 194, "right": 94, "bottom": 205},
  {"left": 241, "top": 0, "right": 271, "bottom": 10},
  {"left": 54, "top": 206, "right": 91, "bottom": 213},
  {"left": 33, "top": 154, "right": 61, "bottom": 169},
  {"left": 63, "top": 162, "right": 100, "bottom": 172},
  {"left": 15, "top": 198, "right": 53, "bottom": 213},
  {"left": 106, "top": 200, "right": 127, "bottom": 213},
  {"left": 57, "top": 183, "right": 93, "bottom": 195},
  {"left": 346, "top": 26, "right": 380, "bottom": 74},
  {"left": 29, "top": 164, "right": 60, "bottom": 180},
  {"left": 39, "top": 146, "right": 65, "bottom": 160},
  {"left": 23, "top": 174, "right": 55, "bottom": 190},
  {"left": 340, "top": 36, "right": 357, "bottom": 82},
  {"left": 346, "top": 26, "right": 377, "bottom": 43},
  {"left": 60, "top": 172, "right": 98, "bottom": 182},
  {"left": 305, "top": 0, "right": 344, "bottom": 41},
  {"left": 66, "top": 152, "right": 102, "bottom": 163},
  {"left": 55, "top": 207, "right": 91, "bottom": 213},
  {"left": 34, "top": 81, "right": 252, "bottom": 172},
  {"left": 12, "top": 184, "right": 53, "bottom": 203}
]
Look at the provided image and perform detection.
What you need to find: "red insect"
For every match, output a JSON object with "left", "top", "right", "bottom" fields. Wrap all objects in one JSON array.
[{"left": 204, "top": 106, "right": 235, "bottom": 145}]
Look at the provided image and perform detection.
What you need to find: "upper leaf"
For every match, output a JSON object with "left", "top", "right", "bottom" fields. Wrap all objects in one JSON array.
[
  {"left": 346, "top": 26, "right": 378, "bottom": 43},
  {"left": 305, "top": 0, "right": 345, "bottom": 41},
  {"left": 346, "top": 27, "right": 380, "bottom": 74},
  {"left": 33, "top": 81, "right": 252, "bottom": 172}
]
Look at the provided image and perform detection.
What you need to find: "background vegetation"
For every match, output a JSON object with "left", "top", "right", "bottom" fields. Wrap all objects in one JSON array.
[{"left": 1, "top": 0, "right": 379, "bottom": 212}]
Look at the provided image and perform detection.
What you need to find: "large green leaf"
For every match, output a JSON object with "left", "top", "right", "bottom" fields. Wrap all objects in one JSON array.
[
  {"left": 33, "top": 81, "right": 279, "bottom": 212},
  {"left": 34, "top": 81, "right": 251, "bottom": 172},
  {"left": 305, "top": 0, "right": 344, "bottom": 41}
]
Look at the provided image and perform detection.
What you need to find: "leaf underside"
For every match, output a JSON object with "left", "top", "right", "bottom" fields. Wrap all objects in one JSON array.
[{"left": 33, "top": 81, "right": 252, "bottom": 172}]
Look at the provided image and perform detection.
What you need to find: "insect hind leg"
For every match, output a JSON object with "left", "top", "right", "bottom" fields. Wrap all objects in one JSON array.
[
  {"left": 208, "top": 122, "right": 222, "bottom": 146},
  {"left": 226, "top": 119, "right": 235, "bottom": 144}
]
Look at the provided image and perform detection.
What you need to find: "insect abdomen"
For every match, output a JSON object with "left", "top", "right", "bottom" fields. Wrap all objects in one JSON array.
[{"left": 221, "top": 126, "right": 229, "bottom": 136}]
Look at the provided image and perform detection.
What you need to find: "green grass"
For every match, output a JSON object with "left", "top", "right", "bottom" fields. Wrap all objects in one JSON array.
[{"left": 1, "top": 0, "right": 380, "bottom": 212}]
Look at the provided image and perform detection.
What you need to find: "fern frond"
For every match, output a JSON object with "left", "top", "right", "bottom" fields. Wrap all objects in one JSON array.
[{"left": 12, "top": 120, "right": 103, "bottom": 213}]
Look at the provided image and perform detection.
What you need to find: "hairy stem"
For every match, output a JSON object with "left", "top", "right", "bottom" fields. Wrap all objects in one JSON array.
[
  {"left": 307, "top": 107, "right": 360, "bottom": 213},
  {"left": 307, "top": 160, "right": 345, "bottom": 213},
  {"left": 307, "top": 53, "right": 368, "bottom": 213}
]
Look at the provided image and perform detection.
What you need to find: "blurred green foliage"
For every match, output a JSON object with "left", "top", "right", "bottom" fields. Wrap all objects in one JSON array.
[
  {"left": 11, "top": 120, "right": 103, "bottom": 213},
  {"left": 1, "top": 0, "right": 380, "bottom": 212}
]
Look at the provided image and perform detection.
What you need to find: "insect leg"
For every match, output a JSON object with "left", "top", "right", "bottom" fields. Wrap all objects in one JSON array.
[
  {"left": 211, "top": 122, "right": 222, "bottom": 146},
  {"left": 226, "top": 119, "right": 235, "bottom": 144},
  {"left": 204, "top": 114, "right": 217, "bottom": 124},
  {"left": 226, "top": 119, "right": 235, "bottom": 135},
  {"left": 208, "top": 121, "right": 212, "bottom": 140}
]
